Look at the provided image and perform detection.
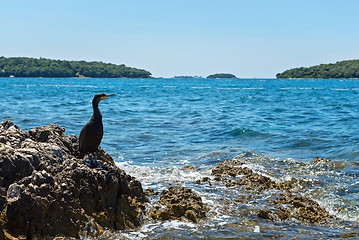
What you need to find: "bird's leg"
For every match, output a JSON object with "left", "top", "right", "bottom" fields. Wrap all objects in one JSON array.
[
  {"left": 87, "top": 153, "right": 97, "bottom": 167},
  {"left": 95, "top": 148, "right": 101, "bottom": 161}
]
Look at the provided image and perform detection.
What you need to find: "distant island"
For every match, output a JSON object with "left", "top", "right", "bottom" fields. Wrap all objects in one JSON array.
[
  {"left": 207, "top": 73, "right": 237, "bottom": 79},
  {"left": 174, "top": 76, "right": 203, "bottom": 79},
  {"left": 0, "top": 57, "right": 151, "bottom": 78},
  {"left": 276, "top": 59, "right": 359, "bottom": 79}
]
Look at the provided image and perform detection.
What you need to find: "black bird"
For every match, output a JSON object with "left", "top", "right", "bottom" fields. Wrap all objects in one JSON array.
[{"left": 79, "top": 93, "right": 115, "bottom": 159}]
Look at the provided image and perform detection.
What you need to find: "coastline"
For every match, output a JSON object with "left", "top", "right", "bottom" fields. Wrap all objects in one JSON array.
[{"left": 1, "top": 121, "right": 358, "bottom": 239}]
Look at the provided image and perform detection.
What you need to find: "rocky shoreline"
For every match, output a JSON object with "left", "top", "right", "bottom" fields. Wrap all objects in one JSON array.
[
  {"left": 0, "top": 121, "right": 346, "bottom": 239},
  {"left": 0, "top": 121, "right": 209, "bottom": 239},
  {"left": 210, "top": 153, "right": 335, "bottom": 224},
  {"left": 0, "top": 121, "right": 149, "bottom": 239}
]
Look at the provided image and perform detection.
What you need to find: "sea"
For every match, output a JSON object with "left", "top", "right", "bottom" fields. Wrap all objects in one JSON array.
[{"left": 1, "top": 77, "right": 359, "bottom": 239}]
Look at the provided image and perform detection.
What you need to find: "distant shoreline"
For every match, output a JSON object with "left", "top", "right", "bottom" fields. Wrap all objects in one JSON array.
[
  {"left": 0, "top": 57, "right": 152, "bottom": 78},
  {"left": 3, "top": 77, "right": 359, "bottom": 80},
  {"left": 276, "top": 59, "right": 359, "bottom": 79}
]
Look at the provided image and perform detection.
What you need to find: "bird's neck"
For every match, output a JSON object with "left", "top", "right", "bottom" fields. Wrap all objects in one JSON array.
[{"left": 92, "top": 102, "right": 102, "bottom": 120}]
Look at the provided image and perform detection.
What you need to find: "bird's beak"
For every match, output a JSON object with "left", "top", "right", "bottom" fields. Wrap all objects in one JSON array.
[{"left": 101, "top": 94, "right": 115, "bottom": 100}]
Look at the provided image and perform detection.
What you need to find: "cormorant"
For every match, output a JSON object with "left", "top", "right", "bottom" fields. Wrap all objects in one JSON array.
[{"left": 79, "top": 93, "right": 115, "bottom": 159}]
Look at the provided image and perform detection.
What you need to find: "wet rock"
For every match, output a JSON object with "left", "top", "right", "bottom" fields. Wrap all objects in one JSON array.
[
  {"left": 269, "top": 193, "right": 335, "bottom": 224},
  {"left": 212, "top": 154, "right": 335, "bottom": 225},
  {"left": 256, "top": 209, "right": 289, "bottom": 221},
  {"left": 194, "top": 177, "right": 212, "bottom": 186},
  {"left": 0, "top": 121, "right": 146, "bottom": 239},
  {"left": 212, "top": 158, "right": 246, "bottom": 178},
  {"left": 150, "top": 186, "right": 207, "bottom": 223},
  {"left": 313, "top": 157, "right": 331, "bottom": 164},
  {"left": 180, "top": 165, "right": 197, "bottom": 171},
  {"left": 212, "top": 159, "right": 291, "bottom": 191},
  {"left": 144, "top": 188, "right": 158, "bottom": 197}
]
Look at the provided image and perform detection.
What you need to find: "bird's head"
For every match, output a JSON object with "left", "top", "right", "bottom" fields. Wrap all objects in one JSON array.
[{"left": 92, "top": 93, "right": 115, "bottom": 105}]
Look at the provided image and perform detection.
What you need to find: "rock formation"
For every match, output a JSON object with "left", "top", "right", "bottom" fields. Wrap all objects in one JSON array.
[
  {"left": 211, "top": 152, "right": 336, "bottom": 224},
  {"left": 0, "top": 120, "right": 146, "bottom": 239},
  {"left": 149, "top": 186, "right": 207, "bottom": 223}
]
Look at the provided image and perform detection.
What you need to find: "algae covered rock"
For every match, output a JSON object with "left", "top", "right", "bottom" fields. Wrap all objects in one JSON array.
[
  {"left": 212, "top": 157, "right": 292, "bottom": 191},
  {"left": 212, "top": 152, "right": 336, "bottom": 225},
  {"left": 0, "top": 120, "right": 146, "bottom": 239},
  {"left": 150, "top": 186, "right": 207, "bottom": 223}
]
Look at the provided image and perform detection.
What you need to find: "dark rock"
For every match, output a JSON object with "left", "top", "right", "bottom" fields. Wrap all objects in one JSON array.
[
  {"left": 150, "top": 186, "right": 207, "bottom": 223},
  {"left": 194, "top": 177, "right": 212, "bottom": 186},
  {"left": 144, "top": 188, "right": 158, "bottom": 197},
  {"left": 0, "top": 120, "right": 20, "bottom": 131},
  {"left": 256, "top": 209, "right": 289, "bottom": 221},
  {"left": 194, "top": 180, "right": 201, "bottom": 184},
  {"left": 0, "top": 121, "right": 146, "bottom": 239}
]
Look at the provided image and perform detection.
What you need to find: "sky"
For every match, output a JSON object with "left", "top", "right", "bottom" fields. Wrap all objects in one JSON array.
[{"left": 1, "top": 0, "right": 359, "bottom": 78}]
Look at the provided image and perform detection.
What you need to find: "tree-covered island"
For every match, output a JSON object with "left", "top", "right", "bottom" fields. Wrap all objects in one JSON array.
[
  {"left": 207, "top": 73, "right": 237, "bottom": 79},
  {"left": 276, "top": 59, "right": 359, "bottom": 79},
  {"left": 0, "top": 57, "right": 152, "bottom": 78}
]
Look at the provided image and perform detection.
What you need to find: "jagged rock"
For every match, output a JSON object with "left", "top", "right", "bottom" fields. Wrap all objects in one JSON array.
[
  {"left": 149, "top": 186, "right": 207, "bottom": 223},
  {"left": 212, "top": 159, "right": 292, "bottom": 191},
  {"left": 269, "top": 193, "right": 334, "bottom": 224},
  {"left": 212, "top": 155, "right": 336, "bottom": 224},
  {"left": 0, "top": 121, "right": 146, "bottom": 239}
]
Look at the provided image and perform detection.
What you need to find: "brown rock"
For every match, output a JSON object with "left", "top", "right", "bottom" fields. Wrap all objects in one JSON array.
[
  {"left": 0, "top": 121, "right": 146, "bottom": 239},
  {"left": 256, "top": 209, "right": 289, "bottom": 221},
  {"left": 313, "top": 157, "right": 331, "bottom": 164},
  {"left": 212, "top": 154, "right": 335, "bottom": 225},
  {"left": 150, "top": 186, "right": 207, "bottom": 223},
  {"left": 180, "top": 165, "right": 197, "bottom": 170},
  {"left": 271, "top": 193, "right": 334, "bottom": 224},
  {"left": 212, "top": 159, "right": 291, "bottom": 191},
  {"left": 144, "top": 188, "right": 158, "bottom": 197}
]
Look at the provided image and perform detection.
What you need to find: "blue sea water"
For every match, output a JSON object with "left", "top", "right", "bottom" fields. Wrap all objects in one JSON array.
[{"left": 1, "top": 77, "right": 359, "bottom": 239}]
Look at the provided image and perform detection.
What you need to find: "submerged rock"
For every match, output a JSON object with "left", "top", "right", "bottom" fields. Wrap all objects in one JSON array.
[
  {"left": 0, "top": 120, "right": 146, "bottom": 239},
  {"left": 212, "top": 158, "right": 292, "bottom": 191},
  {"left": 149, "top": 186, "right": 207, "bottom": 223},
  {"left": 212, "top": 153, "right": 336, "bottom": 224}
]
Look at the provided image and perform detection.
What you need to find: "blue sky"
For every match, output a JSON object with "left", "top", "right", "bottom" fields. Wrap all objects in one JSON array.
[{"left": 1, "top": 0, "right": 359, "bottom": 78}]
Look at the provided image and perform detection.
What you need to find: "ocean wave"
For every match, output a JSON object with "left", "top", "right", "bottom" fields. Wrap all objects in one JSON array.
[{"left": 112, "top": 150, "right": 359, "bottom": 239}]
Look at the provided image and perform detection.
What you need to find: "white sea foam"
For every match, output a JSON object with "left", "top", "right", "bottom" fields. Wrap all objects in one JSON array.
[
  {"left": 137, "top": 85, "right": 156, "bottom": 88},
  {"left": 115, "top": 160, "right": 207, "bottom": 190},
  {"left": 314, "top": 194, "right": 359, "bottom": 222},
  {"left": 162, "top": 220, "right": 197, "bottom": 229},
  {"left": 216, "top": 87, "right": 241, "bottom": 90},
  {"left": 39, "top": 84, "right": 97, "bottom": 88},
  {"left": 253, "top": 225, "right": 260, "bottom": 232},
  {"left": 191, "top": 86, "right": 211, "bottom": 89},
  {"left": 242, "top": 87, "right": 264, "bottom": 90}
]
